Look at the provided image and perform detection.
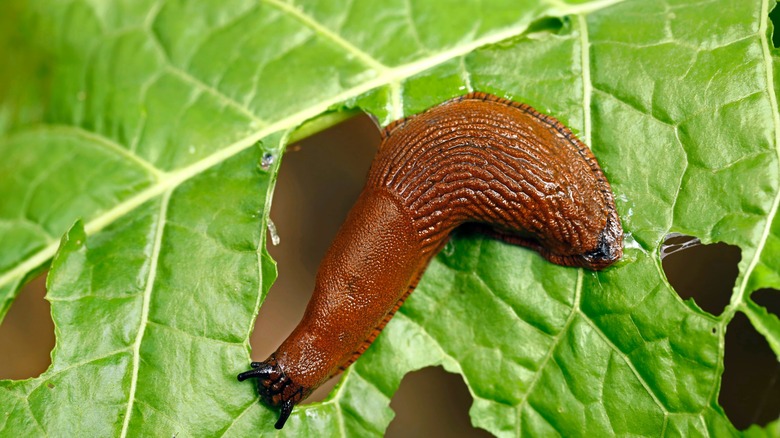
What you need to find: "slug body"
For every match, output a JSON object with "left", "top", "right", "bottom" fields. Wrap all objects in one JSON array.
[{"left": 238, "top": 92, "right": 623, "bottom": 429}]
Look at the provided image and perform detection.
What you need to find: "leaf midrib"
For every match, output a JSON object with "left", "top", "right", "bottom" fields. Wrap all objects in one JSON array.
[{"left": 119, "top": 189, "right": 171, "bottom": 437}]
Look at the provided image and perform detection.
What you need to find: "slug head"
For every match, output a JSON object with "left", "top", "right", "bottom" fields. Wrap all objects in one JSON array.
[
  {"left": 237, "top": 355, "right": 308, "bottom": 429},
  {"left": 579, "top": 213, "right": 623, "bottom": 269},
  {"left": 547, "top": 211, "right": 623, "bottom": 270},
  {"left": 486, "top": 178, "right": 623, "bottom": 271},
  {"left": 502, "top": 132, "right": 624, "bottom": 271},
  {"left": 514, "top": 173, "right": 623, "bottom": 270}
]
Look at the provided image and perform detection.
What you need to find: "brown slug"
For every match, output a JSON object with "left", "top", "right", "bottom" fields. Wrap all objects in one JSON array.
[{"left": 238, "top": 92, "right": 623, "bottom": 429}]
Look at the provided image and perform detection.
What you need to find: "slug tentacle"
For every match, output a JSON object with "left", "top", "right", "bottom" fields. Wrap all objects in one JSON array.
[
  {"left": 239, "top": 92, "right": 623, "bottom": 428},
  {"left": 276, "top": 401, "right": 294, "bottom": 430}
]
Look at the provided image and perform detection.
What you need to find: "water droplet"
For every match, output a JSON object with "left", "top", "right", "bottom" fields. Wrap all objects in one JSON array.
[
  {"left": 458, "top": 85, "right": 466, "bottom": 91},
  {"left": 443, "top": 240, "right": 455, "bottom": 257},
  {"left": 267, "top": 219, "right": 280, "bottom": 246},
  {"left": 622, "top": 232, "right": 644, "bottom": 252},
  {"left": 260, "top": 152, "right": 275, "bottom": 171},
  {"left": 188, "top": 145, "right": 195, "bottom": 154}
]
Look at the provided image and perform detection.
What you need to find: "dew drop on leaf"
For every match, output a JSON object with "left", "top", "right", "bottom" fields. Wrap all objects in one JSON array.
[
  {"left": 443, "top": 240, "right": 455, "bottom": 257},
  {"left": 260, "top": 152, "right": 275, "bottom": 171}
]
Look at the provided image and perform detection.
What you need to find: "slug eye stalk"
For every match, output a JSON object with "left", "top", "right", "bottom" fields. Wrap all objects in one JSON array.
[
  {"left": 236, "top": 362, "right": 272, "bottom": 381},
  {"left": 276, "top": 400, "right": 293, "bottom": 430}
]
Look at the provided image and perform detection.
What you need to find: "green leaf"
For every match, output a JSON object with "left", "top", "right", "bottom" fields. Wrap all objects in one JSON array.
[{"left": 1, "top": 0, "right": 779, "bottom": 436}]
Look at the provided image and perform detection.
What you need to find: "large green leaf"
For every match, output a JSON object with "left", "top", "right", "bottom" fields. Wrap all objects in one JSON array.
[{"left": 1, "top": 0, "right": 779, "bottom": 436}]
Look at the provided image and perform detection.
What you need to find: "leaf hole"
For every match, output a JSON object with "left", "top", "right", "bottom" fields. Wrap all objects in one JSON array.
[
  {"left": 720, "top": 312, "right": 780, "bottom": 430},
  {"left": 524, "top": 16, "right": 565, "bottom": 37},
  {"left": 387, "top": 367, "right": 491, "bottom": 438},
  {"left": 660, "top": 233, "right": 740, "bottom": 315},
  {"left": 751, "top": 288, "right": 780, "bottom": 317},
  {"left": 0, "top": 271, "right": 54, "bottom": 379},
  {"left": 248, "top": 113, "right": 379, "bottom": 401},
  {"left": 770, "top": 0, "right": 780, "bottom": 49}
]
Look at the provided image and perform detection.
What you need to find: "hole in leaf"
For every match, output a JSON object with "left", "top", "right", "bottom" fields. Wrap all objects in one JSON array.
[
  {"left": 752, "top": 288, "right": 780, "bottom": 316},
  {"left": 770, "top": 1, "right": 780, "bottom": 48},
  {"left": 524, "top": 16, "right": 565, "bottom": 36},
  {"left": 660, "top": 234, "right": 740, "bottom": 315},
  {"left": 387, "top": 367, "right": 490, "bottom": 438},
  {"left": 0, "top": 271, "right": 54, "bottom": 379},
  {"left": 720, "top": 312, "right": 780, "bottom": 429},
  {"left": 249, "top": 113, "right": 379, "bottom": 403}
]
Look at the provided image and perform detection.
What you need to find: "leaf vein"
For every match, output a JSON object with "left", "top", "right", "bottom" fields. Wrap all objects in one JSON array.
[
  {"left": 580, "top": 313, "right": 669, "bottom": 414},
  {"left": 119, "top": 189, "right": 172, "bottom": 437},
  {"left": 146, "top": 320, "right": 244, "bottom": 347},
  {"left": 28, "top": 348, "right": 132, "bottom": 393},
  {"left": 516, "top": 269, "right": 583, "bottom": 434},
  {"left": 261, "top": 0, "right": 388, "bottom": 73},
  {"left": 218, "top": 400, "right": 258, "bottom": 437},
  {"left": 164, "top": 66, "right": 267, "bottom": 126},
  {"left": 43, "top": 125, "right": 164, "bottom": 180},
  {"left": 578, "top": 15, "right": 592, "bottom": 143}
]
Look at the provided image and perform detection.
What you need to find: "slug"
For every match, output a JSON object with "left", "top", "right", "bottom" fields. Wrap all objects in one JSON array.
[{"left": 238, "top": 92, "right": 623, "bottom": 429}]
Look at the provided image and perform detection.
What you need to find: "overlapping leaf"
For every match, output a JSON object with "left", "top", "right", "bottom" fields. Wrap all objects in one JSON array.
[{"left": 1, "top": 0, "right": 778, "bottom": 436}]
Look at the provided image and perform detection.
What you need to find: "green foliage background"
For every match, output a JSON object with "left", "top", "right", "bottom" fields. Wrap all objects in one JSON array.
[{"left": 1, "top": 0, "right": 779, "bottom": 436}]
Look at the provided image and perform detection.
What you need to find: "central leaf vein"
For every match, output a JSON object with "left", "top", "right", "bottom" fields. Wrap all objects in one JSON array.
[{"left": 119, "top": 189, "right": 172, "bottom": 437}]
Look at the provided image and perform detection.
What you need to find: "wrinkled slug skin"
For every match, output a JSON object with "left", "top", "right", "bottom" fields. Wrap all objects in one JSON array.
[{"left": 238, "top": 92, "right": 623, "bottom": 429}]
